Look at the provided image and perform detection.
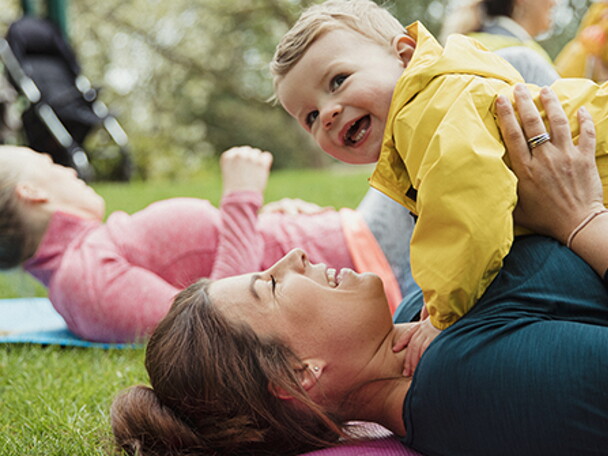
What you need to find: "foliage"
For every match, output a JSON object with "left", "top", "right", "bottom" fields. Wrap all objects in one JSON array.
[
  {"left": 67, "top": 0, "right": 327, "bottom": 177},
  {"left": 0, "top": 0, "right": 597, "bottom": 178}
]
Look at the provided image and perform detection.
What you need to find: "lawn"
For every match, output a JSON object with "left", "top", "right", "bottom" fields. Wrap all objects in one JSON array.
[{"left": 0, "top": 165, "right": 370, "bottom": 455}]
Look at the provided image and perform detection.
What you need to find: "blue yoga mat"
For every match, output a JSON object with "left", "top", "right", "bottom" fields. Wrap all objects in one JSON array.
[{"left": 0, "top": 297, "right": 139, "bottom": 348}]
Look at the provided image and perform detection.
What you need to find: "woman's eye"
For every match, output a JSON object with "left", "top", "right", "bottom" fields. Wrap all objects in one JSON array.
[
  {"left": 330, "top": 74, "right": 348, "bottom": 92},
  {"left": 270, "top": 275, "right": 277, "bottom": 294},
  {"left": 305, "top": 111, "right": 319, "bottom": 127}
]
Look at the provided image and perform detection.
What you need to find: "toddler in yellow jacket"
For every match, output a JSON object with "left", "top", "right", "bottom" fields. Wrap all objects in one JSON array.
[{"left": 271, "top": 0, "right": 608, "bottom": 372}]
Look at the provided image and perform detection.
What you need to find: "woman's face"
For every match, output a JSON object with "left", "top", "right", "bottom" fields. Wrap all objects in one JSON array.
[
  {"left": 208, "top": 249, "right": 393, "bottom": 367},
  {"left": 517, "top": 0, "right": 557, "bottom": 37},
  {"left": 7, "top": 147, "right": 105, "bottom": 220}
]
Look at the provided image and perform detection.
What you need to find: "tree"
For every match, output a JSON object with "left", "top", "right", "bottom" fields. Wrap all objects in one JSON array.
[{"left": 0, "top": 0, "right": 596, "bottom": 178}]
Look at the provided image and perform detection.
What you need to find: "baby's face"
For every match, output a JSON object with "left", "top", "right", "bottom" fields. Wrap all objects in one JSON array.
[{"left": 276, "top": 27, "right": 410, "bottom": 164}]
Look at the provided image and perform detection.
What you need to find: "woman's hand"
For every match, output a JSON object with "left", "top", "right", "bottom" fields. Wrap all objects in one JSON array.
[
  {"left": 496, "top": 84, "right": 604, "bottom": 244},
  {"left": 496, "top": 84, "right": 608, "bottom": 277},
  {"left": 220, "top": 146, "right": 273, "bottom": 195}
]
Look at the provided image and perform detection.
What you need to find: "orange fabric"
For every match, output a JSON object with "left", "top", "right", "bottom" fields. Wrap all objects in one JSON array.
[{"left": 339, "top": 209, "right": 403, "bottom": 314}]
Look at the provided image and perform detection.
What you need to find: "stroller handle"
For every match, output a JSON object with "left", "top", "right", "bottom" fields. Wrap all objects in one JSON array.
[{"left": 0, "top": 38, "right": 41, "bottom": 103}]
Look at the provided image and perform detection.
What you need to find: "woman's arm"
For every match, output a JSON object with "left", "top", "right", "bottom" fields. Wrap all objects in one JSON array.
[
  {"left": 496, "top": 84, "right": 608, "bottom": 277},
  {"left": 210, "top": 146, "right": 273, "bottom": 279}
]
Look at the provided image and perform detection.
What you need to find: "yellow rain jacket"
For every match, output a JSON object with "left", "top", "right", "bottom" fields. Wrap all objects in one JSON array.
[{"left": 370, "top": 22, "right": 608, "bottom": 330}]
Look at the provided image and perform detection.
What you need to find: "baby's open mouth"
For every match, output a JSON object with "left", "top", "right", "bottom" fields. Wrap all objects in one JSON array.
[{"left": 344, "top": 115, "right": 370, "bottom": 146}]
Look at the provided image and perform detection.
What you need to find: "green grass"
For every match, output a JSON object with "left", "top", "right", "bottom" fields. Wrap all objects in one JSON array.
[{"left": 0, "top": 166, "right": 370, "bottom": 455}]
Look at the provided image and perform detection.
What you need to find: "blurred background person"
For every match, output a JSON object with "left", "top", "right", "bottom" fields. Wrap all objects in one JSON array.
[
  {"left": 440, "top": 0, "right": 560, "bottom": 85},
  {"left": 555, "top": 1, "right": 608, "bottom": 82}
]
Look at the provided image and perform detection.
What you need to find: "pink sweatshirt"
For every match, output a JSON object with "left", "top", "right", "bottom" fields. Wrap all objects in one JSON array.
[{"left": 24, "top": 191, "right": 354, "bottom": 343}]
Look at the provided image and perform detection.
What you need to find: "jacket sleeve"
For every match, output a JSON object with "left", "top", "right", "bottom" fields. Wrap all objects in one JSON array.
[
  {"left": 395, "top": 84, "right": 518, "bottom": 330},
  {"left": 210, "top": 190, "right": 265, "bottom": 279}
]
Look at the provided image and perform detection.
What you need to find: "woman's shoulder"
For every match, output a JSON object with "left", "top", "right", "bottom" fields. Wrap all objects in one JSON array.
[{"left": 496, "top": 46, "right": 560, "bottom": 86}]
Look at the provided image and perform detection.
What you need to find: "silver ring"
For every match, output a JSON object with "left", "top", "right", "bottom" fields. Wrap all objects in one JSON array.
[{"left": 527, "top": 132, "right": 551, "bottom": 150}]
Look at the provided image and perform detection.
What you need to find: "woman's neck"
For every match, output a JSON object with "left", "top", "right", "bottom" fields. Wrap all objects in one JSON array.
[
  {"left": 341, "top": 325, "right": 412, "bottom": 436},
  {"left": 487, "top": 15, "right": 534, "bottom": 41},
  {"left": 18, "top": 204, "right": 53, "bottom": 259},
  {"left": 21, "top": 203, "right": 101, "bottom": 260}
]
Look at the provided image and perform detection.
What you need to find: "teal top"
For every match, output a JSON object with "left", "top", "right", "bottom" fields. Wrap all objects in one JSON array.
[{"left": 396, "top": 236, "right": 608, "bottom": 455}]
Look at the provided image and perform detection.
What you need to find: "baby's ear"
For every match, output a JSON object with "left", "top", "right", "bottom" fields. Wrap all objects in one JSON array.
[{"left": 392, "top": 34, "right": 416, "bottom": 66}]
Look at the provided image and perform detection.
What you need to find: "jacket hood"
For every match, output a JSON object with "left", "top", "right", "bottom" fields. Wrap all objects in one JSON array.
[{"left": 392, "top": 22, "right": 524, "bottom": 112}]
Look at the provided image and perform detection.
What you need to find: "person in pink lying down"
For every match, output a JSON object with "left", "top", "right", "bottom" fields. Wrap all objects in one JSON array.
[{"left": 0, "top": 145, "right": 415, "bottom": 342}]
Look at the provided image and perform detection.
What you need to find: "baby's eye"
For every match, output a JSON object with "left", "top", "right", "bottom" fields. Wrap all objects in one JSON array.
[
  {"left": 330, "top": 74, "right": 348, "bottom": 92},
  {"left": 305, "top": 110, "right": 319, "bottom": 127}
]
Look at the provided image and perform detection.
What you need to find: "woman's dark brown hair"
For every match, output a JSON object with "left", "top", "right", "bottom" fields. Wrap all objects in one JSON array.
[
  {"left": 482, "top": 0, "right": 516, "bottom": 19},
  {"left": 111, "top": 279, "right": 345, "bottom": 455}
]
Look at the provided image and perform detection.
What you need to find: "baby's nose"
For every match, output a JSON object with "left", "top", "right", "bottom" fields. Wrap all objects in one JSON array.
[{"left": 322, "top": 106, "right": 341, "bottom": 130}]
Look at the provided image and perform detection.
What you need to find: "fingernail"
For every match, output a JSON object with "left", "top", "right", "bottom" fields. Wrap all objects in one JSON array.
[
  {"left": 515, "top": 84, "right": 529, "bottom": 96},
  {"left": 496, "top": 95, "right": 507, "bottom": 107},
  {"left": 580, "top": 106, "right": 590, "bottom": 116}
]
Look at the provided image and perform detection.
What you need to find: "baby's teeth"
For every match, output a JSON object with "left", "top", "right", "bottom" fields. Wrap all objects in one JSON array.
[{"left": 353, "top": 127, "right": 367, "bottom": 143}]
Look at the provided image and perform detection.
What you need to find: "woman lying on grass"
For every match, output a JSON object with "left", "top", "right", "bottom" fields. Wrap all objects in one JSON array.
[
  {"left": 0, "top": 145, "right": 414, "bottom": 342},
  {"left": 111, "top": 90, "right": 608, "bottom": 456}
]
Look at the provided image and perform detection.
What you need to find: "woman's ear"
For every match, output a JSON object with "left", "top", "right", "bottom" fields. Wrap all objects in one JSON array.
[
  {"left": 270, "top": 360, "right": 326, "bottom": 400},
  {"left": 14, "top": 183, "right": 49, "bottom": 205},
  {"left": 392, "top": 34, "right": 416, "bottom": 67}
]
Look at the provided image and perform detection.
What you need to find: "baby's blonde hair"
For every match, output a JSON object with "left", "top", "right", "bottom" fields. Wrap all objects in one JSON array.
[{"left": 270, "top": 0, "right": 406, "bottom": 86}]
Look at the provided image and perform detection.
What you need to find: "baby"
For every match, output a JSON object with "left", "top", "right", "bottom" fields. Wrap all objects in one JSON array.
[{"left": 270, "top": 0, "right": 608, "bottom": 371}]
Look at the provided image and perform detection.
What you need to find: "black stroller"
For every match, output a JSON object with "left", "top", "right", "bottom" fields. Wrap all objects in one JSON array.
[{"left": 0, "top": 16, "right": 133, "bottom": 180}]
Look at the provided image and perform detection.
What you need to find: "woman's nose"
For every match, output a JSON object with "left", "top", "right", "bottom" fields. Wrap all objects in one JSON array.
[
  {"left": 272, "top": 248, "right": 307, "bottom": 275},
  {"left": 321, "top": 105, "right": 342, "bottom": 130}
]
